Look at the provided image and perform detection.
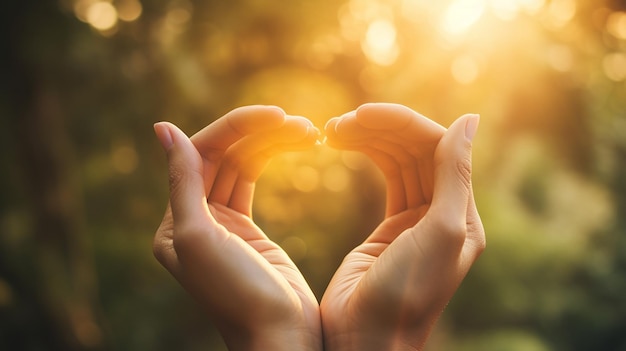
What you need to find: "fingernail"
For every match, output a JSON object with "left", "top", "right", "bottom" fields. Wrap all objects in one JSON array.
[
  {"left": 464, "top": 114, "right": 480, "bottom": 141},
  {"left": 154, "top": 122, "right": 174, "bottom": 150}
]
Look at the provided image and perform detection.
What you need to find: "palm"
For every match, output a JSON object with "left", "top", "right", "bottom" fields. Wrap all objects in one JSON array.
[
  {"left": 209, "top": 202, "right": 317, "bottom": 307},
  {"left": 154, "top": 106, "right": 321, "bottom": 340},
  {"left": 320, "top": 104, "right": 485, "bottom": 351},
  {"left": 321, "top": 206, "right": 433, "bottom": 329},
  {"left": 320, "top": 103, "right": 455, "bottom": 347}
]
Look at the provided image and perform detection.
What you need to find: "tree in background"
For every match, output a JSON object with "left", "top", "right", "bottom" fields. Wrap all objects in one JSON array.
[{"left": 1, "top": 0, "right": 625, "bottom": 350}]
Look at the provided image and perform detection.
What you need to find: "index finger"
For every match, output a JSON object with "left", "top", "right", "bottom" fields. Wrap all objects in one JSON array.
[
  {"left": 355, "top": 103, "right": 445, "bottom": 145},
  {"left": 189, "top": 105, "right": 287, "bottom": 194},
  {"left": 190, "top": 105, "right": 287, "bottom": 158},
  {"left": 328, "top": 104, "right": 446, "bottom": 158}
]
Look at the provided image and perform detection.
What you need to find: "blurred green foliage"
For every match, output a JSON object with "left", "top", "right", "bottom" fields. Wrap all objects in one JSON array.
[{"left": 1, "top": 0, "right": 626, "bottom": 350}]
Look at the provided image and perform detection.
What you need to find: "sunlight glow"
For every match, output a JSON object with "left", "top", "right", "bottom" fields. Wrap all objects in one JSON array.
[
  {"left": 306, "top": 35, "right": 342, "bottom": 69},
  {"left": 362, "top": 19, "right": 399, "bottom": 66},
  {"left": 451, "top": 55, "right": 480, "bottom": 84},
  {"left": 73, "top": 0, "right": 141, "bottom": 32},
  {"left": 546, "top": 0, "right": 576, "bottom": 28},
  {"left": 546, "top": 45, "right": 573, "bottom": 72},
  {"left": 489, "top": 0, "right": 520, "bottom": 21},
  {"left": 117, "top": 0, "right": 142, "bottom": 22},
  {"left": 73, "top": 0, "right": 97, "bottom": 23},
  {"left": 400, "top": 0, "right": 425, "bottom": 16},
  {"left": 442, "top": 0, "right": 486, "bottom": 35},
  {"left": 341, "top": 152, "right": 369, "bottom": 171},
  {"left": 86, "top": 2, "right": 118, "bottom": 31},
  {"left": 518, "top": 0, "right": 545, "bottom": 14},
  {"left": 322, "top": 165, "right": 351, "bottom": 192},
  {"left": 607, "top": 11, "right": 626, "bottom": 40},
  {"left": 603, "top": 53, "right": 626, "bottom": 82},
  {"left": 292, "top": 166, "right": 320, "bottom": 192}
]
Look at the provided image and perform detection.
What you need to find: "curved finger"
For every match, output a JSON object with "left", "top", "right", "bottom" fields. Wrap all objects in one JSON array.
[
  {"left": 326, "top": 117, "right": 410, "bottom": 215},
  {"left": 155, "top": 122, "right": 211, "bottom": 225},
  {"left": 332, "top": 111, "right": 383, "bottom": 142},
  {"left": 191, "top": 105, "right": 287, "bottom": 153},
  {"left": 323, "top": 117, "right": 343, "bottom": 148},
  {"left": 191, "top": 105, "right": 287, "bottom": 193},
  {"left": 328, "top": 117, "right": 434, "bottom": 215},
  {"left": 349, "top": 145, "right": 408, "bottom": 216},
  {"left": 208, "top": 116, "right": 315, "bottom": 208},
  {"left": 153, "top": 122, "right": 231, "bottom": 267},
  {"left": 228, "top": 124, "right": 320, "bottom": 215},
  {"left": 327, "top": 104, "right": 444, "bottom": 152},
  {"left": 368, "top": 139, "right": 425, "bottom": 210},
  {"left": 356, "top": 103, "right": 445, "bottom": 151},
  {"left": 426, "top": 114, "right": 479, "bottom": 251},
  {"left": 461, "top": 187, "right": 486, "bottom": 263},
  {"left": 237, "top": 119, "right": 320, "bottom": 182}
]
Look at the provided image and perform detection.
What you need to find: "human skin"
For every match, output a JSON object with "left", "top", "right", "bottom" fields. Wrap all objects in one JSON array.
[
  {"left": 320, "top": 103, "right": 486, "bottom": 351},
  {"left": 152, "top": 103, "right": 485, "bottom": 351},
  {"left": 152, "top": 106, "right": 323, "bottom": 351}
]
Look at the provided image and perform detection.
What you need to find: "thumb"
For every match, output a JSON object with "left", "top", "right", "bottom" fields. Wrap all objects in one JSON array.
[
  {"left": 154, "top": 122, "right": 208, "bottom": 225},
  {"left": 428, "top": 114, "right": 479, "bottom": 230}
]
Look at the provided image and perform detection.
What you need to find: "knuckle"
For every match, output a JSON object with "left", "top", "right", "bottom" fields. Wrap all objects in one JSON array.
[
  {"left": 456, "top": 156, "right": 472, "bottom": 189},
  {"left": 153, "top": 217, "right": 174, "bottom": 265},
  {"left": 476, "top": 237, "right": 487, "bottom": 253},
  {"left": 167, "top": 162, "right": 203, "bottom": 201},
  {"left": 152, "top": 237, "right": 169, "bottom": 264},
  {"left": 467, "top": 221, "right": 487, "bottom": 253},
  {"left": 167, "top": 163, "right": 186, "bottom": 193},
  {"left": 221, "top": 151, "right": 244, "bottom": 171},
  {"left": 431, "top": 213, "right": 467, "bottom": 246}
]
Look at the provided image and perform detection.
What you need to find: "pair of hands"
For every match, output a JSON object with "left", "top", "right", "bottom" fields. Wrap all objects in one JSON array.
[{"left": 152, "top": 103, "right": 485, "bottom": 351}]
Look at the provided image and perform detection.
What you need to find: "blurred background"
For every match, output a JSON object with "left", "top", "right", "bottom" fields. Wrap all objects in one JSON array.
[{"left": 1, "top": 0, "right": 625, "bottom": 350}]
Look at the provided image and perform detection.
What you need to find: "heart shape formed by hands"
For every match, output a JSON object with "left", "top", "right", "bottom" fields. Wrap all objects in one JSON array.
[{"left": 152, "top": 103, "right": 485, "bottom": 351}]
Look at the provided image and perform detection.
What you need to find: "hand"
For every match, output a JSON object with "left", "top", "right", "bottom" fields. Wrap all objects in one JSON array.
[
  {"left": 320, "top": 103, "right": 485, "bottom": 351},
  {"left": 153, "top": 106, "right": 322, "bottom": 351}
]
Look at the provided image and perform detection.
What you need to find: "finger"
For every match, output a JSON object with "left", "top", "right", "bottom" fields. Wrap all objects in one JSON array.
[
  {"left": 369, "top": 139, "right": 425, "bottom": 210},
  {"left": 228, "top": 123, "right": 320, "bottom": 215},
  {"left": 328, "top": 104, "right": 445, "bottom": 154},
  {"left": 154, "top": 122, "right": 272, "bottom": 281},
  {"left": 190, "top": 105, "right": 287, "bottom": 194},
  {"left": 356, "top": 103, "right": 445, "bottom": 152},
  {"left": 327, "top": 104, "right": 443, "bottom": 209},
  {"left": 323, "top": 117, "right": 343, "bottom": 148},
  {"left": 417, "top": 157, "right": 435, "bottom": 204},
  {"left": 328, "top": 115, "right": 434, "bottom": 215},
  {"left": 191, "top": 105, "right": 287, "bottom": 151},
  {"left": 154, "top": 122, "right": 214, "bottom": 228},
  {"left": 333, "top": 111, "right": 383, "bottom": 142},
  {"left": 208, "top": 116, "right": 315, "bottom": 208},
  {"left": 153, "top": 204, "right": 179, "bottom": 273},
  {"left": 427, "top": 114, "right": 479, "bottom": 244},
  {"left": 461, "top": 186, "right": 486, "bottom": 263},
  {"left": 325, "top": 117, "right": 404, "bottom": 214},
  {"left": 236, "top": 118, "right": 319, "bottom": 182},
  {"left": 359, "top": 146, "right": 408, "bottom": 216},
  {"left": 363, "top": 205, "right": 428, "bottom": 245},
  {"left": 326, "top": 117, "right": 412, "bottom": 215}
]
